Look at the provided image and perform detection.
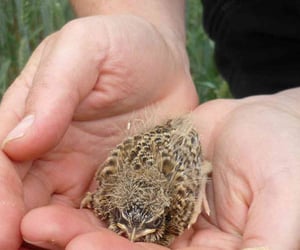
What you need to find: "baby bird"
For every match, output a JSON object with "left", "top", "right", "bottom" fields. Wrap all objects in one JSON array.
[{"left": 81, "top": 116, "right": 212, "bottom": 246}]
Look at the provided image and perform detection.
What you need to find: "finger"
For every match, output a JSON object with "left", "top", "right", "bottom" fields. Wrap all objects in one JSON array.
[
  {"left": 66, "top": 231, "right": 168, "bottom": 250},
  {"left": 23, "top": 208, "right": 241, "bottom": 250},
  {"left": 21, "top": 205, "right": 167, "bottom": 250},
  {"left": 0, "top": 153, "right": 25, "bottom": 249},
  {"left": 187, "top": 216, "right": 241, "bottom": 250},
  {"left": 21, "top": 205, "right": 168, "bottom": 250},
  {"left": 22, "top": 154, "right": 96, "bottom": 210},
  {"left": 0, "top": 34, "right": 47, "bottom": 143},
  {"left": 2, "top": 18, "right": 109, "bottom": 161},
  {"left": 21, "top": 242, "right": 49, "bottom": 250},
  {"left": 21, "top": 205, "right": 103, "bottom": 250},
  {"left": 208, "top": 102, "right": 300, "bottom": 249},
  {"left": 242, "top": 248, "right": 269, "bottom": 250},
  {"left": 191, "top": 99, "right": 238, "bottom": 159},
  {"left": 241, "top": 178, "right": 300, "bottom": 249},
  {"left": 21, "top": 204, "right": 241, "bottom": 250}
]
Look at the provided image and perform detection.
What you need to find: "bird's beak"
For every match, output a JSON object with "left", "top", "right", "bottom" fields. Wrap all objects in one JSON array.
[{"left": 129, "top": 227, "right": 137, "bottom": 242}]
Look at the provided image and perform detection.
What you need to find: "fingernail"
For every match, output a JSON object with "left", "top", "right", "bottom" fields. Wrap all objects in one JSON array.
[
  {"left": 23, "top": 239, "right": 61, "bottom": 250},
  {"left": 2, "top": 115, "right": 35, "bottom": 147}
]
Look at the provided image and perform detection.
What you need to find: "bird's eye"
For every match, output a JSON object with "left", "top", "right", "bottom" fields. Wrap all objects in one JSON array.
[
  {"left": 146, "top": 217, "right": 163, "bottom": 228},
  {"left": 112, "top": 208, "right": 129, "bottom": 225},
  {"left": 112, "top": 208, "right": 122, "bottom": 221}
]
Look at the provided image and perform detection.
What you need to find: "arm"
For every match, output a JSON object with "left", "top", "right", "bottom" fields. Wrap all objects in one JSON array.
[
  {"left": 3, "top": 0, "right": 197, "bottom": 160},
  {"left": 69, "top": 0, "right": 186, "bottom": 42},
  {"left": 20, "top": 87, "right": 300, "bottom": 250},
  {"left": 0, "top": 1, "right": 197, "bottom": 249},
  {"left": 192, "top": 87, "right": 300, "bottom": 249}
]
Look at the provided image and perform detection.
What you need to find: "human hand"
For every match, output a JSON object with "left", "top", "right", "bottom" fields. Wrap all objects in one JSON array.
[
  {"left": 0, "top": 14, "right": 197, "bottom": 249},
  {"left": 191, "top": 88, "right": 300, "bottom": 250},
  {"left": 19, "top": 88, "right": 300, "bottom": 250}
]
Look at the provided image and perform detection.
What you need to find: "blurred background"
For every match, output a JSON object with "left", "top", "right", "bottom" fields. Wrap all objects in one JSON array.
[{"left": 0, "top": 0, "right": 231, "bottom": 101}]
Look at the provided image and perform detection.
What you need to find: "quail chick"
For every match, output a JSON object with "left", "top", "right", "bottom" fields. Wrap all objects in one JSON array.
[{"left": 81, "top": 116, "right": 212, "bottom": 246}]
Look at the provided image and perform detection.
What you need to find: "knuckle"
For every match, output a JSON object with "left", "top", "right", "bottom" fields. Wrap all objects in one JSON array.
[{"left": 60, "top": 18, "right": 90, "bottom": 38}]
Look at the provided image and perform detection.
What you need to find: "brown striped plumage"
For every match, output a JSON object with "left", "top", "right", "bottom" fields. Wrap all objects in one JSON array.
[{"left": 81, "top": 117, "right": 211, "bottom": 246}]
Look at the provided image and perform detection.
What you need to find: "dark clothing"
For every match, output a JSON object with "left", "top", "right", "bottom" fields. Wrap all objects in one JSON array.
[{"left": 202, "top": 0, "right": 300, "bottom": 97}]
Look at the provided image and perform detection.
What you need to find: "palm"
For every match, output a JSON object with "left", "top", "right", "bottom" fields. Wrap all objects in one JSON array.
[
  {"left": 20, "top": 95, "right": 300, "bottom": 249},
  {"left": 186, "top": 97, "right": 300, "bottom": 250},
  {"left": 21, "top": 121, "right": 113, "bottom": 209},
  {"left": 146, "top": 97, "right": 300, "bottom": 250},
  {"left": 0, "top": 15, "right": 198, "bottom": 249}
]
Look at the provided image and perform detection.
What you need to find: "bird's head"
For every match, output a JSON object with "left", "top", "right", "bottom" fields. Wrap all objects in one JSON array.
[
  {"left": 111, "top": 203, "right": 167, "bottom": 242},
  {"left": 107, "top": 168, "right": 171, "bottom": 242}
]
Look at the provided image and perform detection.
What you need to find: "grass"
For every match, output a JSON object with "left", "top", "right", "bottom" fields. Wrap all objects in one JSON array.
[
  {"left": 0, "top": 0, "right": 231, "bottom": 101},
  {"left": 0, "top": 0, "right": 74, "bottom": 97},
  {"left": 186, "top": 0, "right": 231, "bottom": 101}
]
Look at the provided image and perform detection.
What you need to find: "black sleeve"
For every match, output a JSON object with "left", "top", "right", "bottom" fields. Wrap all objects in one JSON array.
[{"left": 202, "top": 0, "right": 300, "bottom": 98}]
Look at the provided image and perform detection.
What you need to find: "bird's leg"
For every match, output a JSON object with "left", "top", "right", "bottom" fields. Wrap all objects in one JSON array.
[
  {"left": 80, "top": 192, "right": 93, "bottom": 209},
  {"left": 199, "top": 160, "right": 212, "bottom": 216},
  {"left": 188, "top": 161, "right": 212, "bottom": 228}
]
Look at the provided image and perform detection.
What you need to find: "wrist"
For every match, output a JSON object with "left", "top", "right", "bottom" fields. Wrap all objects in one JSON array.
[
  {"left": 240, "top": 87, "right": 300, "bottom": 116},
  {"left": 69, "top": 0, "right": 186, "bottom": 43}
]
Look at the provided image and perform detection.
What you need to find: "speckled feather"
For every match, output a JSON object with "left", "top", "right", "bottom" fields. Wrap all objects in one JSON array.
[{"left": 81, "top": 117, "right": 210, "bottom": 246}]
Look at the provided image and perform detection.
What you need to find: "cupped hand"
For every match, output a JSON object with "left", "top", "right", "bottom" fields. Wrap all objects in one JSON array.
[
  {"left": 0, "top": 15, "right": 197, "bottom": 249},
  {"left": 192, "top": 89, "right": 300, "bottom": 250},
  {"left": 19, "top": 89, "right": 300, "bottom": 250}
]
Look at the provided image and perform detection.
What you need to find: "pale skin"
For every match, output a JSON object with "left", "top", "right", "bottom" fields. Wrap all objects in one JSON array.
[{"left": 0, "top": 1, "right": 299, "bottom": 250}]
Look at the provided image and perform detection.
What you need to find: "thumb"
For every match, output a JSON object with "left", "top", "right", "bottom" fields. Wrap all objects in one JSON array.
[
  {"left": 240, "top": 179, "right": 300, "bottom": 250},
  {"left": 193, "top": 99, "right": 300, "bottom": 249},
  {"left": 2, "top": 20, "right": 108, "bottom": 161},
  {"left": 192, "top": 99, "right": 238, "bottom": 159}
]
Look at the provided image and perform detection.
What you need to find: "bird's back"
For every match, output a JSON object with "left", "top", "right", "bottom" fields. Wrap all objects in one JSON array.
[{"left": 84, "top": 116, "right": 203, "bottom": 245}]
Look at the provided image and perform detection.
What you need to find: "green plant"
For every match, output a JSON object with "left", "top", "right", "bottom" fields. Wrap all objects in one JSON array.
[
  {"left": 0, "top": 0, "right": 230, "bottom": 101},
  {"left": 186, "top": 0, "right": 231, "bottom": 101},
  {"left": 0, "top": 0, "right": 74, "bottom": 97}
]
